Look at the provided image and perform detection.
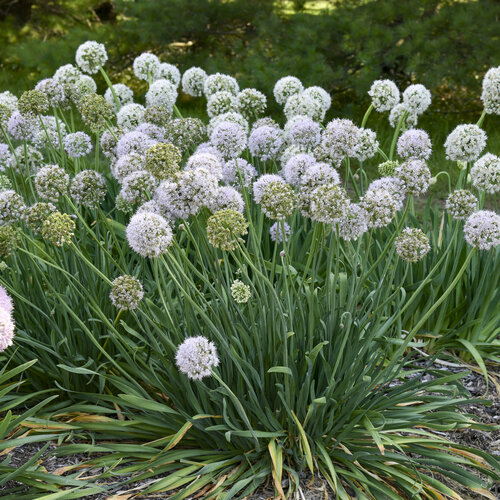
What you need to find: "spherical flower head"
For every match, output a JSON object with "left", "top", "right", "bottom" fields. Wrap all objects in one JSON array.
[
  {"left": 249, "top": 125, "right": 284, "bottom": 162},
  {"left": 69, "top": 75, "right": 98, "bottom": 104},
  {"left": 75, "top": 41, "right": 108, "bottom": 74},
  {"left": 397, "top": 129, "right": 432, "bottom": 160},
  {"left": 35, "top": 165, "right": 69, "bottom": 202},
  {"left": 309, "top": 184, "right": 349, "bottom": 224},
  {"left": 112, "top": 153, "right": 144, "bottom": 182},
  {"left": 186, "top": 152, "right": 223, "bottom": 180},
  {"left": 164, "top": 117, "right": 207, "bottom": 153},
  {"left": 274, "top": 76, "right": 304, "bottom": 106},
  {"left": 0, "top": 190, "right": 25, "bottom": 225},
  {"left": 100, "top": 127, "right": 121, "bottom": 160},
  {"left": 70, "top": 170, "right": 106, "bottom": 208},
  {"left": 338, "top": 203, "right": 369, "bottom": 241},
  {"left": 0, "top": 91, "right": 19, "bottom": 125},
  {"left": 321, "top": 119, "right": 361, "bottom": 163},
  {"left": 144, "top": 105, "right": 171, "bottom": 127},
  {"left": 208, "top": 186, "right": 244, "bottom": 213},
  {"left": 444, "top": 124, "right": 487, "bottom": 163},
  {"left": 207, "top": 91, "right": 238, "bottom": 118},
  {"left": 361, "top": 188, "right": 399, "bottom": 229},
  {"left": 14, "top": 145, "right": 44, "bottom": 172},
  {"left": 481, "top": 66, "right": 500, "bottom": 115},
  {"left": 0, "top": 307, "right": 15, "bottom": 352},
  {"left": 253, "top": 174, "right": 286, "bottom": 204},
  {"left": 35, "top": 78, "right": 66, "bottom": 108},
  {"left": 117, "top": 103, "right": 146, "bottom": 131},
  {"left": 354, "top": 128, "right": 379, "bottom": 162},
  {"left": 287, "top": 117, "right": 321, "bottom": 150},
  {"left": 231, "top": 279, "right": 251, "bottom": 304},
  {"left": 395, "top": 159, "right": 431, "bottom": 197},
  {"left": 25, "top": 202, "right": 57, "bottom": 233},
  {"left": 368, "top": 79, "right": 400, "bottom": 112},
  {"left": 389, "top": 103, "right": 418, "bottom": 129},
  {"left": 126, "top": 211, "right": 173, "bottom": 258},
  {"left": 207, "top": 209, "right": 248, "bottom": 251},
  {"left": 33, "top": 115, "right": 67, "bottom": 150},
  {"left": 252, "top": 117, "right": 280, "bottom": 133},
  {"left": 402, "top": 84, "right": 431, "bottom": 115},
  {"left": 146, "top": 79, "right": 178, "bottom": 112},
  {"left": 0, "top": 225, "right": 20, "bottom": 259},
  {"left": 0, "top": 284, "right": 13, "bottom": 314},
  {"left": 64, "top": 132, "right": 92, "bottom": 158},
  {"left": 471, "top": 153, "right": 500, "bottom": 194},
  {"left": 208, "top": 112, "right": 248, "bottom": 136},
  {"left": 258, "top": 181, "right": 296, "bottom": 220},
  {"left": 53, "top": 64, "right": 82, "bottom": 85},
  {"left": 176, "top": 336, "right": 219, "bottom": 380},
  {"left": 204, "top": 73, "right": 239, "bottom": 97},
  {"left": 0, "top": 174, "right": 12, "bottom": 192},
  {"left": 284, "top": 93, "right": 323, "bottom": 122},
  {"left": 301, "top": 162, "right": 341, "bottom": 192},
  {"left": 377, "top": 160, "right": 399, "bottom": 177},
  {"left": 237, "top": 88, "right": 267, "bottom": 118},
  {"left": 7, "top": 111, "right": 37, "bottom": 141},
  {"left": 145, "top": 143, "right": 182, "bottom": 180},
  {"left": 222, "top": 158, "right": 257, "bottom": 188},
  {"left": 116, "top": 131, "right": 155, "bottom": 158},
  {"left": 77, "top": 94, "right": 114, "bottom": 132},
  {"left": 210, "top": 121, "right": 247, "bottom": 160},
  {"left": 155, "top": 63, "right": 181, "bottom": 87},
  {"left": 133, "top": 53, "right": 160, "bottom": 81},
  {"left": 303, "top": 86, "right": 331, "bottom": 114},
  {"left": 154, "top": 180, "right": 188, "bottom": 219},
  {"left": 182, "top": 67, "right": 207, "bottom": 97},
  {"left": 281, "top": 153, "right": 316, "bottom": 187},
  {"left": 104, "top": 84, "right": 134, "bottom": 111},
  {"left": 136, "top": 121, "right": 166, "bottom": 142},
  {"left": 395, "top": 227, "right": 431, "bottom": 262},
  {"left": 367, "top": 177, "right": 406, "bottom": 209},
  {"left": 0, "top": 144, "right": 14, "bottom": 172},
  {"left": 270, "top": 221, "right": 291, "bottom": 243},
  {"left": 110, "top": 275, "right": 144, "bottom": 311},
  {"left": 18, "top": 90, "right": 49, "bottom": 116},
  {"left": 446, "top": 190, "right": 477, "bottom": 220},
  {"left": 464, "top": 210, "right": 500, "bottom": 250},
  {"left": 280, "top": 144, "right": 309, "bottom": 167},
  {"left": 115, "top": 193, "right": 134, "bottom": 214},
  {"left": 42, "top": 211, "right": 75, "bottom": 247},
  {"left": 121, "top": 170, "right": 158, "bottom": 205}
]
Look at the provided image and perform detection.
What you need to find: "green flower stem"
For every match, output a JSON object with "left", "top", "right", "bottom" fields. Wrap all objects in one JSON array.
[
  {"left": 361, "top": 103, "right": 374, "bottom": 128},
  {"left": 389, "top": 111, "right": 407, "bottom": 161},
  {"left": 476, "top": 109, "right": 486, "bottom": 127},
  {"left": 99, "top": 67, "right": 121, "bottom": 111}
]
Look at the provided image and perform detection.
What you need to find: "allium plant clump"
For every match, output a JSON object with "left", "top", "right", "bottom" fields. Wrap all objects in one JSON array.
[{"left": 0, "top": 43, "right": 499, "bottom": 500}]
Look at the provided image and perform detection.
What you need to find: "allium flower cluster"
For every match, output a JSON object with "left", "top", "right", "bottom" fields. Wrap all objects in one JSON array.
[
  {"left": 35, "top": 78, "right": 66, "bottom": 108},
  {"left": 207, "top": 91, "right": 237, "bottom": 118},
  {"left": 249, "top": 125, "right": 284, "bottom": 161},
  {"left": 185, "top": 152, "right": 222, "bottom": 180},
  {"left": 444, "top": 124, "right": 487, "bottom": 162},
  {"left": 389, "top": 104, "right": 418, "bottom": 129},
  {"left": 70, "top": 170, "right": 106, "bottom": 208},
  {"left": 377, "top": 160, "right": 399, "bottom": 177},
  {"left": 367, "top": 177, "right": 406, "bottom": 209},
  {"left": 25, "top": 202, "right": 57, "bottom": 233},
  {"left": 64, "top": 132, "right": 92, "bottom": 158},
  {"left": 397, "top": 129, "right": 432, "bottom": 160},
  {"left": 0, "top": 91, "right": 18, "bottom": 125},
  {"left": 112, "top": 153, "right": 145, "bottom": 182},
  {"left": 354, "top": 128, "right": 379, "bottom": 162},
  {"left": 53, "top": 64, "right": 81, "bottom": 85},
  {"left": 368, "top": 80, "right": 400, "bottom": 112},
  {"left": 281, "top": 153, "right": 316, "bottom": 187},
  {"left": 145, "top": 143, "right": 182, "bottom": 180},
  {"left": 338, "top": 203, "right": 369, "bottom": 241},
  {"left": 117, "top": 103, "right": 145, "bottom": 131},
  {"left": 42, "top": 212, "right": 75, "bottom": 246},
  {"left": 231, "top": 280, "right": 251, "bottom": 304},
  {"left": 144, "top": 105, "right": 170, "bottom": 127},
  {"left": 284, "top": 93, "right": 323, "bottom": 121},
  {"left": 182, "top": 67, "right": 207, "bottom": 97},
  {"left": 100, "top": 128, "right": 121, "bottom": 160},
  {"left": 176, "top": 336, "right": 219, "bottom": 380},
  {"left": 222, "top": 158, "right": 257, "bottom": 188},
  {"left": 35, "top": 165, "right": 69, "bottom": 202},
  {"left": 309, "top": 184, "right": 349, "bottom": 224},
  {"left": 126, "top": 211, "right": 173, "bottom": 257},
  {"left": 481, "top": 66, "right": 500, "bottom": 115},
  {"left": 33, "top": 116, "right": 66, "bottom": 149},
  {"left": 395, "top": 159, "right": 431, "bottom": 196},
  {"left": 7, "top": 112, "right": 36, "bottom": 141},
  {"left": 463, "top": 210, "right": 500, "bottom": 250},
  {"left": 303, "top": 86, "right": 331, "bottom": 114},
  {"left": 120, "top": 170, "right": 158, "bottom": 205},
  {"left": 69, "top": 75, "right": 98, "bottom": 103},
  {"left": 446, "top": 190, "right": 477, "bottom": 220},
  {"left": 110, "top": 275, "right": 144, "bottom": 311},
  {"left": 258, "top": 181, "right": 296, "bottom": 220},
  {"left": 471, "top": 153, "right": 499, "bottom": 193},
  {"left": 164, "top": 118, "right": 207, "bottom": 152},
  {"left": 116, "top": 131, "right": 154, "bottom": 158},
  {"left": 0, "top": 190, "right": 25, "bottom": 225},
  {"left": 208, "top": 112, "right": 248, "bottom": 136},
  {"left": 274, "top": 76, "right": 303, "bottom": 105},
  {"left": 395, "top": 228, "right": 431, "bottom": 262},
  {"left": 133, "top": 53, "right": 160, "bottom": 81},
  {"left": 0, "top": 175, "right": 12, "bottom": 191},
  {"left": 204, "top": 73, "right": 239, "bottom": 97},
  {"left": 287, "top": 117, "right": 321, "bottom": 149},
  {"left": 14, "top": 145, "right": 44, "bottom": 172},
  {"left": 145, "top": 79, "right": 178, "bottom": 112},
  {"left": 0, "top": 225, "right": 19, "bottom": 259},
  {"left": 0, "top": 285, "right": 15, "bottom": 352},
  {"left": 237, "top": 89, "right": 267, "bottom": 118},
  {"left": 208, "top": 186, "right": 244, "bottom": 213},
  {"left": 270, "top": 221, "right": 291, "bottom": 243},
  {"left": 320, "top": 119, "right": 361, "bottom": 163},
  {"left": 361, "top": 187, "right": 399, "bottom": 228},
  {"left": 77, "top": 94, "right": 114, "bottom": 132},
  {"left": 210, "top": 121, "right": 247, "bottom": 160},
  {"left": 206, "top": 209, "right": 248, "bottom": 251},
  {"left": 156, "top": 63, "right": 181, "bottom": 86},
  {"left": 104, "top": 84, "right": 134, "bottom": 111},
  {"left": 402, "top": 84, "right": 431, "bottom": 115},
  {"left": 0, "top": 145, "right": 14, "bottom": 171},
  {"left": 76, "top": 41, "right": 108, "bottom": 74},
  {"left": 135, "top": 122, "right": 165, "bottom": 142},
  {"left": 18, "top": 90, "right": 49, "bottom": 116}
]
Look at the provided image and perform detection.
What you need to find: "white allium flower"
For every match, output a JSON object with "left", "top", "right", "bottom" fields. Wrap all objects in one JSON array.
[
  {"left": 145, "top": 79, "right": 178, "bottom": 112},
  {"left": 110, "top": 275, "right": 144, "bottom": 311},
  {"left": 284, "top": 93, "right": 323, "bottom": 121},
  {"left": 136, "top": 200, "right": 165, "bottom": 217},
  {"left": 204, "top": 73, "right": 239, "bottom": 97},
  {"left": 0, "top": 190, "right": 26, "bottom": 224},
  {"left": 237, "top": 88, "right": 267, "bottom": 118},
  {"left": 33, "top": 115, "right": 66, "bottom": 149},
  {"left": 116, "top": 131, "right": 155, "bottom": 158},
  {"left": 446, "top": 190, "right": 477, "bottom": 220},
  {"left": 230, "top": 280, "right": 251, "bottom": 304},
  {"left": 182, "top": 67, "right": 207, "bottom": 97},
  {"left": 281, "top": 153, "right": 316, "bottom": 187},
  {"left": 7, "top": 111, "right": 37, "bottom": 141},
  {"left": 286, "top": 116, "right": 321, "bottom": 149},
  {"left": 0, "top": 307, "right": 15, "bottom": 353},
  {"left": 104, "top": 84, "right": 134, "bottom": 111},
  {"left": 207, "top": 186, "right": 244, "bottom": 213},
  {"left": 117, "top": 103, "right": 146, "bottom": 131},
  {"left": 0, "top": 91, "right": 18, "bottom": 114},
  {"left": 175, "top": 336, "right": 219, "bottom": 380},
  {"left": 100, "top": 128, "right": 121, "bottom": 160},
  {"left": 35, "top": 165, "right": 69, "bottom": 202},
  {"left": 361, "top": 187, "right": 399, "bottom": 228},
  {"left": 252, "top": 117, "right": 280, "bottom": 132},
  {"left": 253, "top": 174, "right": 286, "bottom": 204},
  {"left": 274, "top": 76, "right": 304, "bottom": 106},
  {"left": 70, "top": 170, "right": 106, "bottom": 208},
  {"left": 402, "top": 84, "right": 431, "bottom": 115},
  {"left": 395, "top": 227, "right": 431, "bottom": 262},
  {"left": 270, "top": 221, "right": 291, "bottom": 243},
  {"left": 248, "top": 125, "right": 284, "bottom": 161},
  {"left": 185, "top": 152, "right": 223, "bottom": 180},
  {"left": 208, "top": 112, "right": 249, "bottom": 136},
  {"left": 195, "top": 142, "right": 224, "bottom": 160},
  {"left": 112, "top": 153, "right": 145, "bottom": 183},
  {"left": 338, "top": 203, "right": 369, "bottom": 241},
  {"left": 367, "top": 177, "right": 406, "bottom": 209},
  {"left": 0, "top": 145, "right": 14, "bottom": 171},
  {"left": 395, "top": 159, "right": 431, "bottom": 196},
  {"left": 257, "top": 181, "right": 296, "bottom": 220},
  {"left": 302, "top": 86, "right": 331, "bottom": 114},
  {"left": 463, "top": 210, "right": 500, "bottom": 250},
  {"left": 121, "top": 170, "right": 158, "bottom": 205},
  {"left": 206, "top": 91, "right": 237, "bottom": 118},
  {"left": 67, "top": 75, "right": 97, "bottom": 103},
  {"left": 397, "top": 129, "right": 432, "bottom": 160},
  {"left": 309, "top": 183, "right": 350, "bottom": 224},
  {"left": 320, "top": 119, "right": 361, "bottom": 163},
  {"left": 133, "top": 53, "right": 161, "bottom": 81},
  {"left": 389, "top": 103, "right": 418, "bottom": 129},
  {"left": 64, "top": 132, "right": 92, "bottom": 158},
  {"left": 155, "top": 63, "right": 181, "bottom": 86},
  {"left": 210, "top": 121, "right": 247, "bottom": 160},
  {"left": 222, "top": 158, "right": 257, "bottom": 188},
  {"left": 53, "top": 64, "right": 81, "bottom": 85},
  {"left": 301, "top": 162, "right": 341, "bottom": 191},
  {"left": 471, "top": 153, "right": 499, "bottom": 193},
  {"left": 481, "top": 66, "right": 500, "bottom": 115},
  {"left": 35, "top": 78, "right": 66, "bottom": 108},
  {"left": 354, "top": 128, "right": 379, "bottom": 162},
  {"left": 14, "top": 145, "right": 44, "bottom": 172},
  {"left": 75, "top": 41, "right": 108, "bottom": 74},
  {"left": 154, "top": 180, "right": 188, "bottom": 219},
  {"left": 444, "top": 124, "right": 487, "bottom": 162},
  {"left": 135, "top": 122, "right": 165, "bottom": 142},
  {"left": 0, "top": 285, "right": 13, "bottom": 314},
  {"left": 280, "top": 144, "right": 309, "bottom": 167},
  {"left": 368, "top": 79, "right": 400, "bottom": 112},
  {"left": 126, "top": 211, "right": 173, "bottom": 257}
]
